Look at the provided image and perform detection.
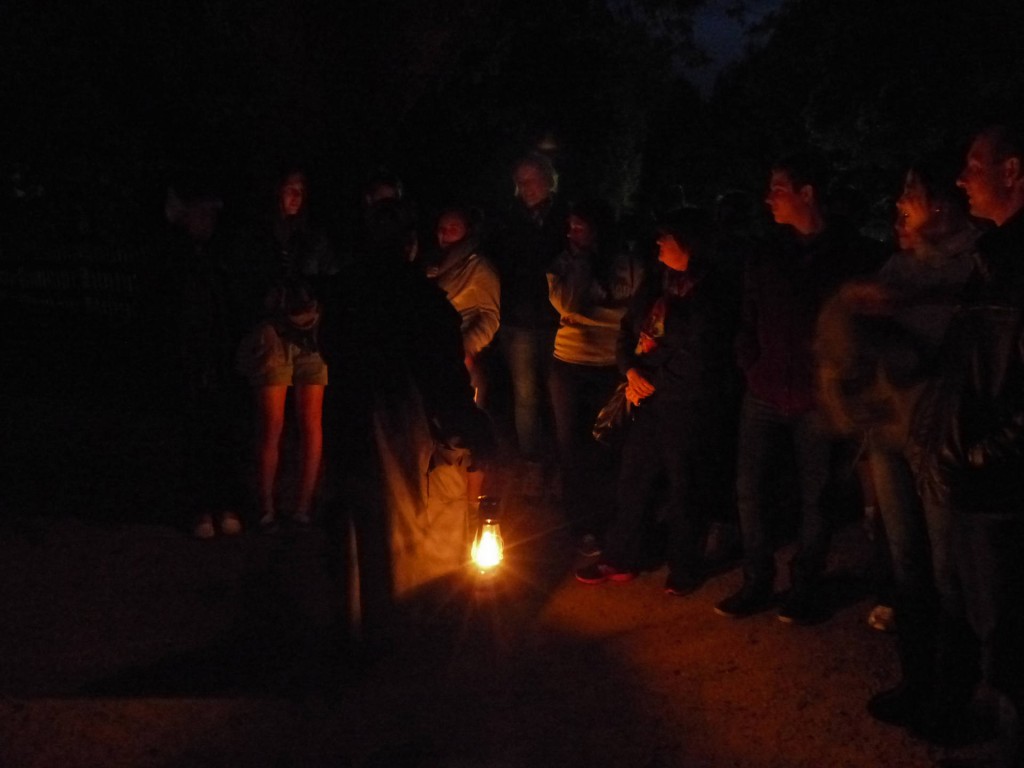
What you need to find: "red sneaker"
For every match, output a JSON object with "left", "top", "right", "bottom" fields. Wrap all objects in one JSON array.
[{"left": 575, "top": 563, "right": 636, "bottom": 584}]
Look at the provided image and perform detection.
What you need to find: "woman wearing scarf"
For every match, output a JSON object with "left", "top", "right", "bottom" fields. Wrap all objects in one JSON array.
[
  {"left": 426, "top": 206, "right": 501, "bottom": 408},
  {"left": 576, "top": 207, "right": 739, "bottom": 595}
]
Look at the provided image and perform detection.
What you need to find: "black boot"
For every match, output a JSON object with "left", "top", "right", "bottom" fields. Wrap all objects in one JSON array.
[
  {"left": 777, "top": 561, "right": 826, "bottom": 625},
  {"left": 912, "top": 616, "right": 993, "bottom": 747},
  {"left": 714, "top": 563, "right": 774, "bottom": 618},
  {"left": 869, "top": 594, "right": 935, "bottom": 727}
]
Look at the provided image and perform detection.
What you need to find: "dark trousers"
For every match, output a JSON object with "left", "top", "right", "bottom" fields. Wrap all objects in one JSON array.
[
  {"left": 605, "top": 396, "right": 709, "bottom": 578},
  {"left": 735, "top": 393, "right": 832, "bottom": 588},
  {"left": 547, "top": 359, "right": 620, "bottom": 535},
  {"left": 182, "top": 384, "right": 245, "bottom": 516},
  {"left": 871, "top": 442, "right": 977, "bottom": 700},
  {"left": 955, "top": 512, "right": 1024, "bottom": 723}
]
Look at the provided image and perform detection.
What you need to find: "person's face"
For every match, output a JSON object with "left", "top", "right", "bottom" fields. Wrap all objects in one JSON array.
[
  {"left": 566, "top": 215, "right": 595, "bottom": 253},
  {"left": 657, "top": 233, "right": 690, "bottom": 272},
  {"left": 765, "top": 170, "right": 811, "bottom": 228},
  {"left": 894, "top": 171, "right": 931, "bottom": 251},
  {"left": 436, "top": 213, "right": 468, "bottom": 249},
  {"left": 280, "top": 173, "right": 306, "bottom": 217},
  {"left": 957, "top": 133, "right": 1011, "bottom": 223},
  {"left": 514, "top": 163, "right": 551, "bottom": 209}
]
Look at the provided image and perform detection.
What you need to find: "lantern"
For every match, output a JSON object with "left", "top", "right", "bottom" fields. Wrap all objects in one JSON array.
[{"left": 470, "top": 496, "right": 504, "bottom": 573}]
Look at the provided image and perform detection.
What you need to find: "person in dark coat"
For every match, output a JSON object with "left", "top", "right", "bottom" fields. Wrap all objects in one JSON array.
[
  {"left": 320, "top": 199, "right": 493, "bottom": 642},
  {"left": 137, "top": 179, "right": 246, "bottom": 538},
  {"left": 575, "top": 207, "right": 739, "bottom": 595},
  {"left": 912, "top": 123, "right": 1024, "bottom": 760}
]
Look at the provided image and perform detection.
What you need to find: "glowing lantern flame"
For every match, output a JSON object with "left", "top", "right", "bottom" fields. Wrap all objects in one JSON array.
[{"left": 471, "top": 520, "right": 504, "bottom": 571}]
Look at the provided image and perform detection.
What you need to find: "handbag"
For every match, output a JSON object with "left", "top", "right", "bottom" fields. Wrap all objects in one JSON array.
[{"left": 592, "top": 381, "right": 634, "bottom": 446}]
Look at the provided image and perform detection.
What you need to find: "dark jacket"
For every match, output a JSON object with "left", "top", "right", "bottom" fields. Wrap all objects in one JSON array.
[
  {"left": 490, "top": 196, "right": 566, "bottom": 330},
  {"left": 736, "top": 225, "right": 884, "bottom": 414},
  {"left": 233, "top": 213, "right": 337, "bottom": 352},
  {"left": 320, "top": 258, "right": 493, "bottom": 470},
  {"left": 137, "top": 225, "right": 241, "bottom": 403},
  {"left": 915, "top": 209, "right": 1024, "bottom": 513},
  {"left": 617, "top": 262, "right": 739, "bottom": 406}
]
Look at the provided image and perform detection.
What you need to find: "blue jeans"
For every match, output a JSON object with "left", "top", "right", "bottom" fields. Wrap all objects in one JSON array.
[
  {"left": 735, "top": 393, "right": 832, "bottom": 588},
  {"left": 871, "top": 440, "right": 977, "bottom": 697},
  {"left": 870, "top": 440, "right": 962, "bottom": 619},
  {"left": 500, "top": 325, "right": 555, "bottom": 460}
]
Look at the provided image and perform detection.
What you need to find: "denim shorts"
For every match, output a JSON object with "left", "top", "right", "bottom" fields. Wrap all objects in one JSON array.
[{"left": 236, "top": 322, "right": 328, "bottom": 387}]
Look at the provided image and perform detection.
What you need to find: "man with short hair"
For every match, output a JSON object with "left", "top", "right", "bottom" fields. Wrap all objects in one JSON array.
[
  {"left": 912, "top": 123, "right": 1024, "bottom": 757},
  {"left": 492, "top": 152, "right": 566, "bottom": 498},
  {"left": 715, "top": 153, "right": 883, "bottom": 624}
]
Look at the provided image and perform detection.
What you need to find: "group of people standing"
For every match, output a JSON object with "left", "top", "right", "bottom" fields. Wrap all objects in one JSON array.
[
  {"left": 143, "top": 121, "right": 1024, "bottom": 766},
  {"left": 558, "top": 127, "right": 1023, "bottom": 764}
]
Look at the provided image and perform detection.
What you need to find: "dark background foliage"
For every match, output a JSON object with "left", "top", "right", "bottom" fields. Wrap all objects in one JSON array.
[{"left": 3, "top": 0, "right": 1024, "bottom": 249}]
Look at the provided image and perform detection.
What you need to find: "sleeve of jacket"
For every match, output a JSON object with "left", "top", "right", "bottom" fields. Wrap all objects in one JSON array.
[
  {"left": 616, "top": 288, "right": 648, "bottom": 377},
  {"left": 967, "top": 329, "right": 1024, "bottom": 467},
  {"left": 462, "top": 255, "right": 501, "bottom": 357},
  {"left": 546, "top": 250, "right": 593, "bottom": 317}
]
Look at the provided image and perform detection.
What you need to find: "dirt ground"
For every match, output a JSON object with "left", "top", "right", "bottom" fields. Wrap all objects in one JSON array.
[{"left": 0, "top": 384, "right": 1010, "bottom": 768}]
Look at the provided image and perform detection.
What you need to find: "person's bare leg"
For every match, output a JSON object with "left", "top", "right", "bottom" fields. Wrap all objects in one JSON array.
[
  {"left": 293, "top": 383, "right": 324, "bottom": 522},
  {"left": 255, "top": 385, "right": 288, "bottom": 524}
]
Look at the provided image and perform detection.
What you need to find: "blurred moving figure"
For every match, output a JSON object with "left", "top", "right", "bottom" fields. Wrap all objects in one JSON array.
[{"left": 815, "top": 153, "right": 978, "bottom": 742}]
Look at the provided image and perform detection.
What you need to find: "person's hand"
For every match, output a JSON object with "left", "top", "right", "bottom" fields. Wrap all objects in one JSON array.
[
  {"left": 625, "top": 384, "right": 644, "bottom": 406},
  {"left": 626, "top": 368, "right": 655, "bottom": 401}
]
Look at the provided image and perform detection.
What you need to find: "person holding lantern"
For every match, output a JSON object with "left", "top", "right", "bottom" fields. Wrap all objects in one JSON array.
[{"left": 320, "top": 198, "right": 494, "bottom": 640}]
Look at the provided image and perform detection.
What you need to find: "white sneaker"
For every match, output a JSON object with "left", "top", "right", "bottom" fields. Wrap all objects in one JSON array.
[
  {"left": 867, "top": 604, "right": 895, "bottom": 632},
  {"left": 192, "top": 514, "right": 215, "bottom": 540}
]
